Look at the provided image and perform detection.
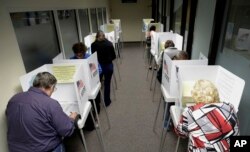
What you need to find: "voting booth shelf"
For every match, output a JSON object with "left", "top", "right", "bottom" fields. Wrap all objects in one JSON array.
[{"left": 19, "top": 63, "right": 90, "bottom": 129}]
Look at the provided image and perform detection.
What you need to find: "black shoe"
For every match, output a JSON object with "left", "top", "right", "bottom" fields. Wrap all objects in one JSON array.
[
  {"left": 154, "top": 67, "right": 157, "bottom": 70},
  {"left": 105, "top": 101, "right": 111, "bottom": 107},
  {"left": 149, "top": 66, "right": 152, "bottom": 70}
]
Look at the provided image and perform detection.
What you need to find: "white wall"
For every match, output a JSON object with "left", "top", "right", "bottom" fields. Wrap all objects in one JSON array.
[
  {"left": 109, "top": 0, "right": 151, "bottom": 42},
  {"left": 0, "top": 0, "right": 109, "bottom": 151},
  {"left": 191, "top": 0, "right": 216, "bottom": 59}
]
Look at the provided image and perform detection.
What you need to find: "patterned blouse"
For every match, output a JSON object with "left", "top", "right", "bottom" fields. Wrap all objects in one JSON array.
[{"left": 176, "top": 102, "right": 239, "bottom": 152}]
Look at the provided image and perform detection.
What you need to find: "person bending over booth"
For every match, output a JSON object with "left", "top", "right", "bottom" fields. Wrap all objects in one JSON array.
[
  {"left": 91, "top": 30, "right": 116, "bottom": 107},
  {"left": 6, "top": 72, "right": 80, "bottom": 152},
  {"left": 175, "top": 80, "right": 239, "bottom": 152}
]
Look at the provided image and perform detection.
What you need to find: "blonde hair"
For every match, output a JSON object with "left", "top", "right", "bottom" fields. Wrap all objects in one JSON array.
[{"left": 191, "top": 80, "right": 220, "bottom": 104}]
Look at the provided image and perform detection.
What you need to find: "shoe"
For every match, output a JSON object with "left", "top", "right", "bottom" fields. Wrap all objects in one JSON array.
[
  {"left": 154, "top": 67, "right": 157, "bottom": 70},
  {"left": 105, "top": 101, "right": 111, "bottom": 107},
  {"left": 149, "top": 66, "right": 152, "bottom": 70}
]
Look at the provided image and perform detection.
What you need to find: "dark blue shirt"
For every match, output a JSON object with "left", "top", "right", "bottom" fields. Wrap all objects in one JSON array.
[{"left": 6, "top": 87, "right": 75, "bottom": 152}]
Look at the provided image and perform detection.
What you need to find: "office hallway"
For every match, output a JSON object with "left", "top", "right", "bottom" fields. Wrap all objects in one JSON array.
[{"left": 66, "top": 43, "right": 186, "bottom": 152}]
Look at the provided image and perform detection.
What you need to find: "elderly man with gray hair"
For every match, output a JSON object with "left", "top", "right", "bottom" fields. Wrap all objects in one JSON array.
[{"left": 6, "top": 72, "right": 80, "bottom": 152}]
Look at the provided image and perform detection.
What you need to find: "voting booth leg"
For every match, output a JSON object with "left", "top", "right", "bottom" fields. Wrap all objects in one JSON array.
[
  {"left": 93, "top": 99, "right": 102, "bottom": 127},
  {"left": 152, "top": 74, "right": 159, "bottom": 101},
  {"left": 114, "top": 60, "right": 121, "bottom": 81},
  {"left": 79, "top": 129, "right": 89, "bottom": 152},
  {"left": 112, "top": 71, "right": 118, "bottom": 90},
  {"left": 100, "top": 91, "right": 111, "bottom": 130},
  {"left": 90, "top": 111, "right": 106, "bottom": 152},
  {"left": 153, "top": 95, "right": 163, "bottom": 133},
  {"left": 175, "top": 137, "right": 180, "bottom": 152},
  {"left": 111, "top": 78, "right": 117, "bottom": 101},
  {"left": 159, "top": 109, "right": 171, "bottom": 152},
  {"left": 146, "top": 54, "right": 153, "bottom": 80},
  {"left": 150, "top": 61, "right": 156, "bottom": 91}
]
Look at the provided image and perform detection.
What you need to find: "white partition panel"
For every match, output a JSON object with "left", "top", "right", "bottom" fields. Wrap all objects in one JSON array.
[
  {"left": 161, "top": 52, "right": 208, "bottom": 99},
  {"left": 148, "top": 23, "right": 163, "bottom": 32},
  {"left": 84, "top": 33, "right": 96, "bottom": 54},
  {"left": 52, "top": 53, "right": 64, "bottom": 62},
  {"left": 142, "top": 18, "right": 154, "bottom": 32},
  {"left": 53, "top": 52, "right": 100, "bottom": 99},
  {"left": 157, "top": 32, "right": 183, "bottom": 59},
  {"left": 178, "top": 65, "right": 245, "bottom": 113}
]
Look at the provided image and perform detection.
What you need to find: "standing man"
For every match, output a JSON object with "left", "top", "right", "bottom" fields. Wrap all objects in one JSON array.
[
  {"left": 91, "top": 30, "right": 116, "bottom": 106},
  {"left": 6, "top": 72, "right": 79, "bottom": 152}
]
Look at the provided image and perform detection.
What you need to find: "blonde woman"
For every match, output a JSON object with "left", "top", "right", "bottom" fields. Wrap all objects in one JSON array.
[{"left": 175, "top": 80, "right": 239, "bottom": 152}]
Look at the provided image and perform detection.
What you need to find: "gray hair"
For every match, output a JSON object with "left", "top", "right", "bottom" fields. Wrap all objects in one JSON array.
[{"left": 33, "top": 72, "right": 57, "bottom": 89}]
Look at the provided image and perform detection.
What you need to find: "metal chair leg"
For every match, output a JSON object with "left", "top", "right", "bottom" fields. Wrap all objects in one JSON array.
[
  {"left": 146, "top": 54, "right": 153, "bottom": 80},
  {"left": 152, "top": 74, "right": 158, "bottom": 101}
]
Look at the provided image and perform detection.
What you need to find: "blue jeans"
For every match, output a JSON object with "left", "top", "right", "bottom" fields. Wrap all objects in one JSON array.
[
  {"left": 100, "top": 63, "right": 113, "bottom": 106},
  {"left": 52, "top": 143, "right": 65, "bottom": 152}
]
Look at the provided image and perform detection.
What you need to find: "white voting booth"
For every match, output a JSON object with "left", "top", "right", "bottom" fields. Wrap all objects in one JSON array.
[
  {"left": 100, "top": 24, "right": 119, "bottom": 42},
  {"left": 166, "top": 65, "right": 246, "bottom": 152},
  {"left": 84, "top": 33, "right": 96, "bottom": 54},
  {"left": 177, "top": 65, "right": 245, "bottom": 114},
  {"left": 142, "top": 18, "right": 154, "bottom": 32},
  {"left": 19, "top": 63, "right": 90, "bottom": 128},
  {"left": 161, "top": 51, "right": 208, "bottom": 99},
  {"left": 151, "top": 32, "right": 183, "bottom": 63},
  {"left": 53, "top": 53, "right": 100, "bottom": 100},
  {"left": 53, "top": 53, "right": 111, "bottom": 129},
  {"left": 148, "top": 23, "right": 164, "bottom": 32}
]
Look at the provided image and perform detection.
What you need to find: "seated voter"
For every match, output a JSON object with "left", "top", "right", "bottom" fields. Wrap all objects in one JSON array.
[
  {"left": 175, "top": 80, "right": 239, "bottom": 152},
  {"left": 6, "top": 72, "right": 80, "bottom": 152}
]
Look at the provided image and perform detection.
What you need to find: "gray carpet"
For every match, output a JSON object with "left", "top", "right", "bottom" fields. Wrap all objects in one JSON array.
[{"left": 65, "top": 42, "right": 187, "bottom": 152}]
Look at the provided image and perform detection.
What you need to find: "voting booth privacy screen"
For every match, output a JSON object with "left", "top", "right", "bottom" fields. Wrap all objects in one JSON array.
[
  {"left": 151, "top": 32, "right": 183, "bottom": 60},
  {"left": 19, "top": 63, "right": 90, "bottom": 126},
  {"left": 148, "top": 23, "right": 163, "bottom": 33},
  {"left": 177, "top": 65, "right": 245, "bottom": 114},
  {"left": 53, "top": 52, "right": 100, "bottom": 99},
  {"left": 161, "top": 51, "right": 208, "bottom": 100},
  {"left": 142, "top": 19, "right": 154, "bottom": 32}
]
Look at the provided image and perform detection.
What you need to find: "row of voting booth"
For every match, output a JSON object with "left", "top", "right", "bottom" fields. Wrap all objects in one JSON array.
[
  {"left": 141, "top": 19, "right": 246, "bottom": 152},
  {"left": 20, "top": 53, "right": 107, "bottom": 152}
]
